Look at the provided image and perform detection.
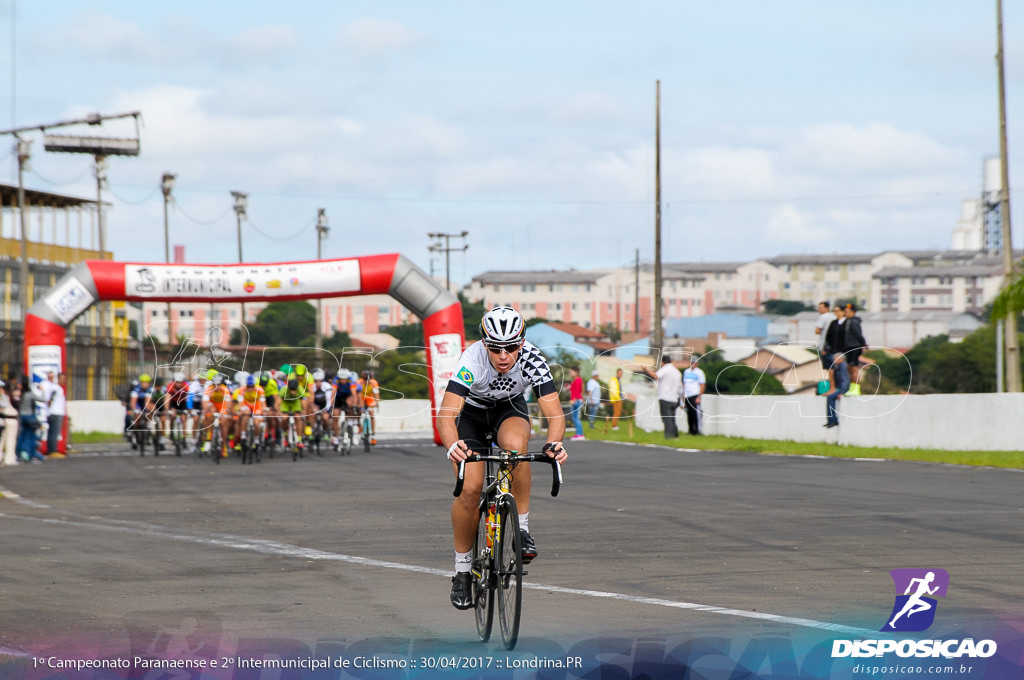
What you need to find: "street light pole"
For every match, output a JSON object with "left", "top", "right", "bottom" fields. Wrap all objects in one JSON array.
[
  {"left": 95, "top": 154, "right": 109, "bottom": 337},
  {"left": 15, "top": 135, "right": 30, "bottom": 330},
  {"left": 315, "top": 208, "right": 330, "bottom": 353},
  {"left": 162, "top": 173, "right": 176, "bottom": 344},
  {"left": 231, "top": 191, "right": 248, "bottom": 326}
]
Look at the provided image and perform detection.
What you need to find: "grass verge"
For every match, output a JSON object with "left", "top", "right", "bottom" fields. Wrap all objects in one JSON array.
[
  {"left": 579, "top": 424, "right": 1024, "bottom": 470},
  {"left": 71, "top": 431, "right": 124, "bottom": 444}
]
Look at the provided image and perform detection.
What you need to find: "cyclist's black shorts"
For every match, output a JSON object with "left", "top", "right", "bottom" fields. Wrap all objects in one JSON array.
[
  {"left": 265, "top": 395, "right": 276, "bottom": 410},
  {"left": 456, "top": 395, "right": 530, "bottom": 454}
]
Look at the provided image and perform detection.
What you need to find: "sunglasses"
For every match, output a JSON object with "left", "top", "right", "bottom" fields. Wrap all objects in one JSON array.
[{"left": 485, "top": 342, "right": 522, "bottom": 355}]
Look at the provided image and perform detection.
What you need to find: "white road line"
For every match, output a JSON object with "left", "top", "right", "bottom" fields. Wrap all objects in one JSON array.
[{"left": 0, "top": 488, "right": 877, "bottom": 638}]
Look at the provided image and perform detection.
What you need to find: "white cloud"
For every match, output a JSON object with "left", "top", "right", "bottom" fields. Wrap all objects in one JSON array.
[
  {"left": 552, "top": 92, "right": 624, "bottom": 123},
  {"left": 337, "top": 18, "right": 428, "bottom": 62},
  {"left": 788, "top": 122, "right": 957, "bottom": 175}
]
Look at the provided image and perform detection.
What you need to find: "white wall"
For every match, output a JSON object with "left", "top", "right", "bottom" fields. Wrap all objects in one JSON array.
[
  {"left": 638, "top": 393, "right": 1024, "bottom": 452},
  {"left": 68, "top": 399, "right": 433, "bottom": 435},
  {"left": 70, "top": 393, "right": 1024, "bottom": 451}
]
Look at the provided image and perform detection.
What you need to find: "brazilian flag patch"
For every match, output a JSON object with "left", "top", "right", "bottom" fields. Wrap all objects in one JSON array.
[{"left": 456, "top": 366, "right": 475, "bottom": 385}]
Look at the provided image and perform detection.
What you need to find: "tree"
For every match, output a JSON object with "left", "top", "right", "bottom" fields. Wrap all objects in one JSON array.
[
  {"left": 384, "top": 322, "right": 424, "bottom": 348},
  {"left": 459, "top": 292, "right": 486, "bottom": 341},
  {"left": 761, "top": 300, "right": 813, "bottom": 316},
  {"left": 230, "top": 301, "right": 316, "bottom": 346}
]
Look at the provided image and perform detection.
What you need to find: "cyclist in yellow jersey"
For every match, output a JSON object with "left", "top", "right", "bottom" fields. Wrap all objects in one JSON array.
[
  {"left": 359, "top": 370, "right": 380, "bottom": 445},
  {"left": 277, "top": 368, "right": 311, "bottom": 450},
  {"left": 259, "top": 372, "right": 280, "bottom": 444},
  {"left": 232, "top": 375, "right": 266, "bottom": 450}
]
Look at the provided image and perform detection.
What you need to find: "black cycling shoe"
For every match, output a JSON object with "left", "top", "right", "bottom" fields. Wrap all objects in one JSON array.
[
  {"left": 520, "top": 530, "right": 538, "bottom": 564},
  {"left": 450, "top": 572, "right": 473, "bottom": 610}
]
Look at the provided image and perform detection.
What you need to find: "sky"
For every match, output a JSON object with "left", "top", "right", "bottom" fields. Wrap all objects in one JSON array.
[{"left": 1, "top": 2, "right": 1023, "bottom": 286}]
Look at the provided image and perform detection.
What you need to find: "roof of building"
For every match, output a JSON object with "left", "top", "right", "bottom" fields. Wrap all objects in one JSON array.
[
  {"left": 743, "top": 344, "right": 820, "bottom": 367},
  {"left": 544, "top": 321, "right": 608, "bottom": 340},
  {"left": 0, "top": 182, "right": 96, "bottom": 208},
  {"left": 471, "top": 270, "right": 600, "bottom": 285},
  {"left": 874, "top": 262, "right": 1005, "bottom": 278},
  {"left": 767, "top": 253, "right": 879, "bottom": 265}
]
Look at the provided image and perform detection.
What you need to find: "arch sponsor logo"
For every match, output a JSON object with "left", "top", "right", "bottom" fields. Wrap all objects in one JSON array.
[{"left": 831, "top": 568, "right": 997, "bottom": 660}]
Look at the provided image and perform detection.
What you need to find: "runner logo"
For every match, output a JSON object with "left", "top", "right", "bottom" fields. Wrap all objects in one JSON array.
[{"left": 882, "top": 568, "right": 949, "bottom": 632}]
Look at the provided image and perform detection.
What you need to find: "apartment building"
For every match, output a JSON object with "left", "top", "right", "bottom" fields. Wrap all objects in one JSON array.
[
  {"left": 873, "top": 253, "right": 1006, "bottom": 314},
  {"left": 142, "top": 294, "right": 413, "bottom": 345},
  {"left": 768, "top": 252, "right": 911, "bottom": 309},
  {"left": 466, "top": 266, "right": 707, "bottom": 334}
]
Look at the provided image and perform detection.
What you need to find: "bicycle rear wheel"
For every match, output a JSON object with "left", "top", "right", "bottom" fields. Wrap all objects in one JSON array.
[
  {"left": 473, "top": 504, "right": 494, "bottom": 642},
  {"left": 495, "top": 495, "right": 523, "bottom": 650}
]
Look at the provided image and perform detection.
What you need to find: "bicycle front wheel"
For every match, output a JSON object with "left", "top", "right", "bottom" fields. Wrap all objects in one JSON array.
[
  {"left": 473, "top": 504, "right": 494, "bottom": 643},
  {"left": 495, "top": 495, "right": 523, "bottom": 650}
]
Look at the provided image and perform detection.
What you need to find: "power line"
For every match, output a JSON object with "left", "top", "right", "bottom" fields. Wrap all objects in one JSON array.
[{"left": 245, "top": 215, "right": 315, "bottom": 242}]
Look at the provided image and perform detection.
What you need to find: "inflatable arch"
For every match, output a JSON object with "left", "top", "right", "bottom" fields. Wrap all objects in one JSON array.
[{"left": 24, "top": 253, "right": 464, "bottom": 444}]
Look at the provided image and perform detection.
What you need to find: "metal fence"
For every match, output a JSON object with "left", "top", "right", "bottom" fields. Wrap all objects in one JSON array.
[{"left": 0, "top": 329, "right": 144, "bottom": 402}]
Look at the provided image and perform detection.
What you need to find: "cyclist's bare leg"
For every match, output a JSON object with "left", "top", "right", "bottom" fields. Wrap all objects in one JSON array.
[
  {"left": 451, "top": 459, "right": 485, "bottom": 553},
  {"left": 497, "top": 416, "right": 532, "bottom": 514}
]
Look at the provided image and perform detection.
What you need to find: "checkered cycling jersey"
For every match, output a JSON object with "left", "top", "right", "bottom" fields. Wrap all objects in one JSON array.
[{"left": 445, "top": 340, "right": 557, "bottom": 409}]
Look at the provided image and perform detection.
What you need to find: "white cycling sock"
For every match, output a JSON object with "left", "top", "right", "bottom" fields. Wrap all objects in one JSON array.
[
  {"left": 519, "top": 513, "right": 529, "bottom": 533},
  {"left": 454, "top": 551, "right": 472, "bottom": 573}
]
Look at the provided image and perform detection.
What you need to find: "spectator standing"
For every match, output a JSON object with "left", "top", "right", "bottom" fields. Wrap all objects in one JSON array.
[
  {"left": 586, "top": 371, "right": 601, "bottom": 428},
  {"left": 681, "top": 355, "right": 706, "bottom": 435},
  {"left": 821, "top": 304, "right": 845, "bottom": 370},
  {"left": 641, "top": 355, "right": 682, "bottom": 439},
  {"left": 843, "top": 303, "right": 868, "bottom": 385},
  {"left": 0, "top": 379, "right": 18, "bottom": 465},
  {"left": 16, "top": 376, "right": 45, "bottom": 462},
  {"left": 44, "top": 372, "right": 67, "bottom": 455},
  {"left": 814, "top": 301, "right": 833, "bottom": 367},
  {"left": 824, "top": 354, "right": 850, "bottom": 429},
  {"left": 607, "top": 368, "right": 624, "bottom": 431},
  {"left": 568, "top": 366, "right": 585, "bottom": 441}
]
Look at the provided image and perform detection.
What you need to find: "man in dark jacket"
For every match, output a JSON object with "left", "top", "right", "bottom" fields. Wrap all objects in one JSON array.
[{"left": 843, "top": 303, "right": 868, "bottom": 384}]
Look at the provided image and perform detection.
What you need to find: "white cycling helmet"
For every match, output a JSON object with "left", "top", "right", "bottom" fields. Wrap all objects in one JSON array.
[
  {"left": 480, "top": 306, "right": 525, "bottom": 345},
  {"left": 173, "top": 371, "right": 186, "bottom": 383}
]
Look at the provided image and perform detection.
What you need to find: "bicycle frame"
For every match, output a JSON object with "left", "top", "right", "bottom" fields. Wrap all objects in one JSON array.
[{"left": 453, "top": 449, "right": 562, "bottom": 650}]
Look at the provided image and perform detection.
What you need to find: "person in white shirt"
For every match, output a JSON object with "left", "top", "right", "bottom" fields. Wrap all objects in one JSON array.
[
  {"left": 814, "top": 300, "right": 834, "bottom": 368},
  {"left": 586, "top": 371, "right": 602, "bottom": 428},
  {"left": 44, "top": 372, "right": 68, "bottom": 454},
  {"left": 681, "top": 356, "right": 707, "bottom": 435},
  {"left": 641, "top": 355, "right": 682, "bottom": 439}
]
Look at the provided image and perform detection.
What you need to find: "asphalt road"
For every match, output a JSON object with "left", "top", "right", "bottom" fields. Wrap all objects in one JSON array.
[{"left": 0, "top": 435, "right": 1021, "bottom": 673}]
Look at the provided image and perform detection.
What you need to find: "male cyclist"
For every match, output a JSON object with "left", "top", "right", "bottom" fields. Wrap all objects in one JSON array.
[
  {"left": 233, "top": 374, "right": 266, "bottom": 450},
  {"left": 259, "top": 372, "right": 280, "bottom": 446},
  {"left": 331, "top": 370, "right": 361, "bottom": 447},
  {"left": 201, "top": 372, "right": 233, "bottom": 457},
  {"left": 438, "top": 305, "right": 568, "bottom": 610},
  {"left": 310, "top": 370, "right": 333, "bottom": 442},
  {"left": 277, "top": 367, "right": 310, "bottom": 450},
  {"left": 127, "top": 374, "right": 154, "bottom": 449},
  {"left": 358, "top": 370, "right": 380, "bottom": 445}
]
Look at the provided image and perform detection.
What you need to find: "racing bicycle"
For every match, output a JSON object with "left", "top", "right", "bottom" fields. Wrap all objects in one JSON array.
[{"left": 453, "top": 447, "right": 562, "bottom": 650}]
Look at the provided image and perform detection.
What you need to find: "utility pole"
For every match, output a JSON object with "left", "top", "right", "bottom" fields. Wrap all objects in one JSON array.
[
  {"left": 634, "top": 249, "right": 640, "bottom": 333},
  {"left": 315, "top": 208, "right": 330, "bottom": 353},
  {"left": 162, "top": 173, "right": 176, "bottom": 344},
  {"left": 997, "top": 0, "right": 1020, "bottom": 392},
  {"left": 231, "top": 191, "right": 248, "bottom": 326},
  {"left": 653, "top": 80, "right": 664, "bottom": 358},
  {"left": 15, "top": 135, "right": 30, "bottom": 329},
  {"left": 428, "top": 231, "right": 469, "bottom": 293}
]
